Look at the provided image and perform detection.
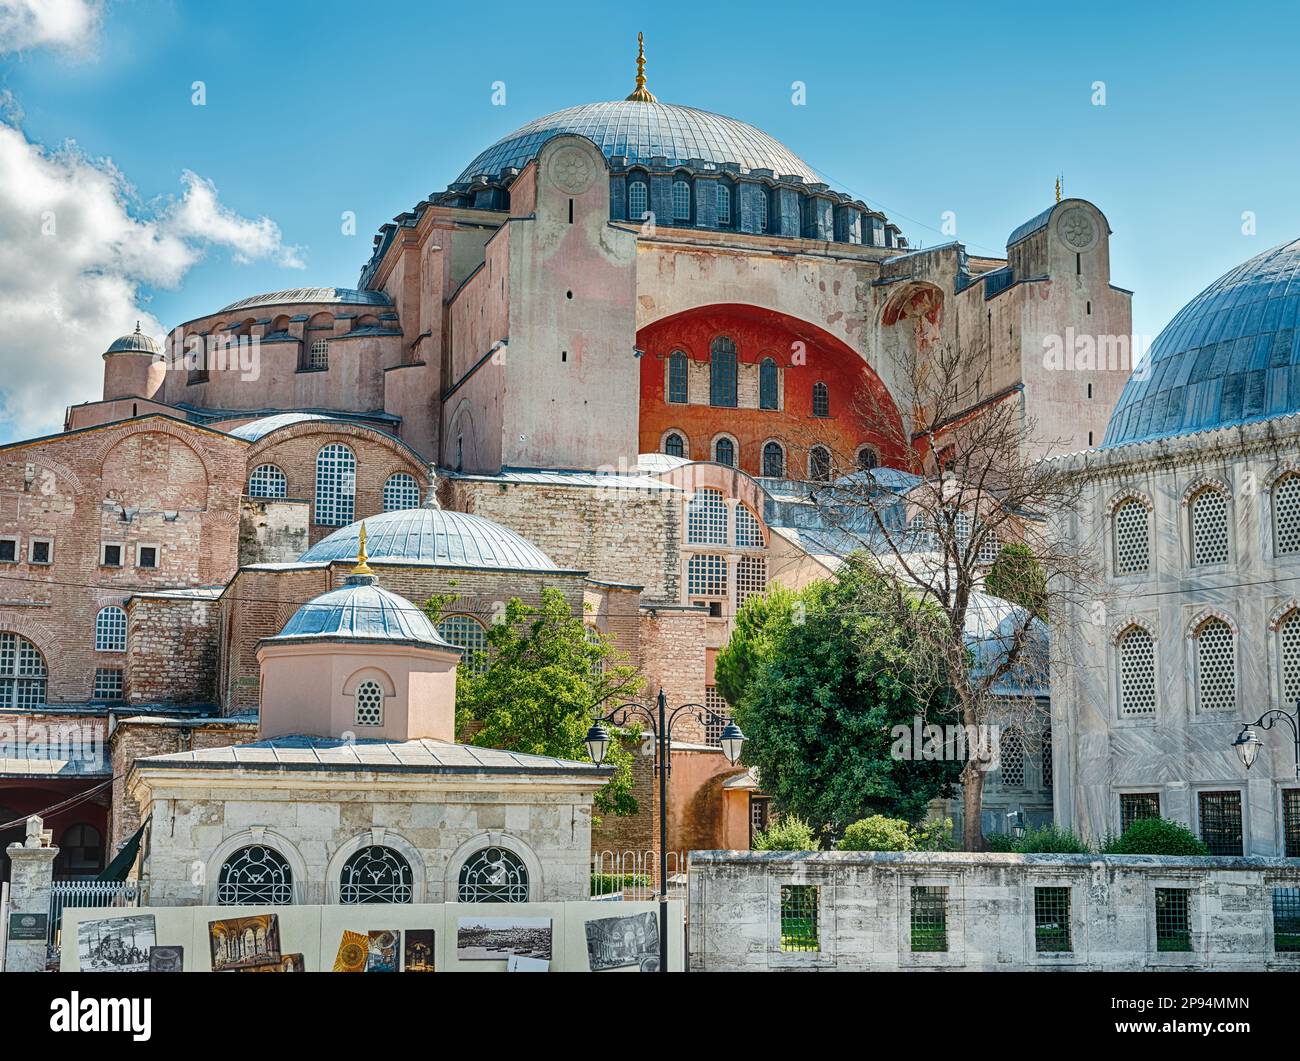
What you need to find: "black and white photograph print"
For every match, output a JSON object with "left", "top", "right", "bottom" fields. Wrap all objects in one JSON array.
[
  {"left": 585, "top": 911, "right": 660, "bottom": 971},
  {"left": 456, "top": 917, "right": 552, "bottom": 961},
  {"left": 147, "top": 945, "right": 184, "bottom": 972},
  {"left": 77, "top": 914, "right": 157, "bottom": 973}
]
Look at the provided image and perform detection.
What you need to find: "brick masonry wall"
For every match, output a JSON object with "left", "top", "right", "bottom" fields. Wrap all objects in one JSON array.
[{"left": 126, "top": 595, "right": 220, "bottom": 704}]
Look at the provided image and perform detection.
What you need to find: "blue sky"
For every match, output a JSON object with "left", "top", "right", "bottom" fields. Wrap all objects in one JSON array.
[{"left": 2, "top": 0, "right": 1299, "bottom": 439}]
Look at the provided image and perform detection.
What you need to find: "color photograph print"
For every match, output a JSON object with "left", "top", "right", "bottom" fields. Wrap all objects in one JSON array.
[
  {"left": 241, "top": 952, "right": 306, "bottom": 972},
  {"left": 147, "top": 945, "right": 184, "bottom": 973},
  {"left": 403, "top": 929, "right": 435, "bottom": 972},
  {"left": 456, "top": 917, "right": 552, "bottom": 961},
  {"left": 333, "top": 930, "right": 368, "bottom": 972},
  {"left": 78, "top": 914, "right": 156, "bottom": 972},
  {"left": 585, "top": 911, "right": 660, "bottom": 971},
  {"left": 366, "top": 929, "right": 399, "bottom": 972},
  {"left": 208, "top": 914, "right": 283, "bottom": 972}
]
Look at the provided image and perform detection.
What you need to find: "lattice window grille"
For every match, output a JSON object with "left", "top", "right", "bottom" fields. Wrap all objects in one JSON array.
[
  {"left": 779, "top": 884, "right": 819, "bottom": 952},
  {"left": 0, "top": 633, "right": 46, "bottom": 708},
  {"left": 1034, "top": 887, "right": 1071, "bottom": 953},
  {"left": 1281, "top": 612, "right": 1300, "bottom": 705},
  {"left": 1285, "top": 790, "right": 1300, "bottom": 858},
  {"left": 1190, "top": 488, "right": 1230, "bottom": 566},
  {"left": 383, "top": 473, "right": 420, "bottom": 511},
  {"left": 339, "top": 846, "right": 413, "bottom": 904},
  {"left": 93, "top": 667, "right": 124, "bottom": 702},
  {"left": 976, "top": 525, "right": 1000, "bottom": 564},
  {"left": 309, "top": 338, "right": 329, "bottom": 369},
  {"left": 1120, "top": 792, "right": 1161, "bottom": 833},
  {"left": 664, "top": 432, "right": 685, "bottom": 458},
  {"left": 1155, "top": 888, "right": 1192, "bottom": 952},
  {"left": 736, "top": 556, "right": 767, "bottom": 608},
  {"left": 628, "top": 181, "right": 648, "bottom": 219},
  {"left": 1117, "top": 627, "right": 1157, "bottom": 717},
  {"left": 354, "top": 680, "right": 384, "bottom": 726},
  {"left": 314, "top": 443, "right": 356, "bottom": 527},
  {"left": 458, "top": 846, "right": 529, "bottom": 903},
  {"left": 762, "top": 442, "right": 784, "bottom": 477},
  {"left": 1274, "top": 888, "right": 1300, "bottom": 953},
  {"left": 1113, "top": 499, "right": 1150, "bottom": 574},
  {"left": 704, "top": 687, "right": 730, "bottom": 745},
  {"left": 248, "top": 464, "right": 287, "bottom": 498},
  {"left": 1274, "top": 474, "right": 1300, "bottom": 556},
  {"left": 671, "top": 179, "right": 691, "bottom": 220},
  {"left": 1041, "top": 731, "right": 1053, "bottom": 788},
  {"left": 999, "top": 731, "right": 1025, "bottom": 787},
  {"left": 1198, "top": 790, "right": 1244, "bottom": 856},
  {"left": 910, "top": 513, "right": 934, "bottom": 549},
  {"left": 686, "top": 489, "right": 729, "bottom": 545},
  {"left": 812, "top": 382, "right": 829, "bottom": 418},
  {"left": 668, "top": 352, "right": 689, "bottom": 404},
  {"left": 217, "top": 845, "right": 294, "bottom": 905},
  {"left": 910, "top": 886, "right": 948, "bottom": 952},
  {"left": 1195, "top": 618, "right": 1236, "bottom": 712},
  {"left": 437, "top": 615, "right": 489, "bottom": 676},
  {"left": 736, "top": 505, "right": 764, "bottom": 548},
  {"left": 687, "top": 554, "right": 727, "bottom": 598},
  {"left": 95, "top": 606, "right": 127, "bottom": 652}
]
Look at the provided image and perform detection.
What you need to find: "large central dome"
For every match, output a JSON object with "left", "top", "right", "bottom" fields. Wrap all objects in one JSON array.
[{"left": 456, "top": 100, "right": 821, "bottom": 184}]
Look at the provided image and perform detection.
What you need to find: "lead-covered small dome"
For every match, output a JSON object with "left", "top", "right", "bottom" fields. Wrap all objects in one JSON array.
[
  {"left": 104, "top": 322, "right": 161, "bottom": 356},
  {"left": 268, "top": 573, "right": 451, "bottom": 648}
]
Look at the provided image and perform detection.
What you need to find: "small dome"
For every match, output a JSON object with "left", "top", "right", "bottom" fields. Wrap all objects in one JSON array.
[
  {"left": 300, "top": 508, "right": 558, "bottom": 571},
  {"left": 227, "top": 413, "right": 339, "bottom": 441},
  {"left": 269, "top": 574, "right": 452, "bottom": 648},
  {"left": 105, "top": 323, "right": 161, "bottom": 356}
]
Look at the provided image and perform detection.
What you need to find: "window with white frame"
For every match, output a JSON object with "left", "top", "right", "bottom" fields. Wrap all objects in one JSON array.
[
  {"left": 736, "top": 505, "right": 764, "bottom": 548},
  {"left": 314, "top": 443, "right": 356, "bottom": 526},
  {"left": 714, "top": 437, "right": 735, "bottom": 467},
  {"left": 437, "top": 615, "right": 489, "bottom": 676},
  {"left": 664, "top": 432, "right": 686, "bottom": 458},
  {"left": 716, "top": 183, "right": 731, "bottom": 225},
  {"left": 756, "top": 188, "right": 769, "bottom": 233},
  {"left": 1275, "top": 473, "right": 1300, "bottom": 556},
  {"left": 1195, "top": 617, "right": 1236, "bottom": 712},
  {"left": 1117, "top": 625, "right": 1156, "bottom": 717},
  {"left": 29, "top": 538, "right": 51, "bottom": 565},
  {"left": 736, "top": 555, "right": 767, "bottom": 607},
  {"left": 1112, "top": 498, "right": 1150, "bottom": 575},
  {"left": 687, "top": 554, "right": 727, "bottom": 597},
  {"left": 383, "top": 473, "right": 420, "bottom": 511},
  {"left": 95, "top": 606, "right": 127, "bottom": 652},
  {"left": 671, "top": 179, "right": 691, "bottom": 221},
  {"left": 687, "top": 488, "right": 729, "bottom": 545},
  {"left": 0, "top": 632, "right": 46, "bottom": 708},
  {"left": 628, "top": 180, "right": 648, "bottom": 220},
  {"left": 976, "top": 524, "right": 1000, "bottom": 564},
  {"left": 136, "top": 544, "right": 159, "bottom": 570},
  {"left": 354, "top": 680, "right": 384, "bottom": 726},
  {"left": 762, "top": 441, "right": 784, "bottom": 478},
  {"left": 93, "top": 667, "right": 124, "bottom": 702},
  {"left": 248, "top": 464, "right": 287, "bottom": 498},
  {"left": 0, "top": 537, "right": 15, "bottom": 563},
  {"left": 1282, "top": 611, "right": 1300, "bottom": 706},
  {"left": 1189, "top": 487, "right": 1229, "bottom": 566}
]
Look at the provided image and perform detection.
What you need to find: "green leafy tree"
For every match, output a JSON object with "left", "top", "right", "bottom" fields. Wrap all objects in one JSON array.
[
  {"left": 836, "top": 815, "right": 954, "bottom": 852},
  {"left": 714, "top": 583, "right": 797, "bottom": 708},
  {"left": 732, "top": 558, "right": 961, "bottom": 838},
  {"left": 429, "top": 588, "right": 643, "bottom": 817},
  {"left": 752, "top": 815, "right": 820, "bottom": 851},
  {"left": 985, "top": 543, "right": 1048, "bottom": 620},
  {"left": 1101, "top": 818, "right": 1209, "bottom": 856}
]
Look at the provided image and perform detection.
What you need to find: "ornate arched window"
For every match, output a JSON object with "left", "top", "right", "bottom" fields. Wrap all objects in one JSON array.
[
  {"left": 314, "top": 443, "right": 356, "bottom": 527},
  {"left": 713, "top": 437, "right": 735, "bottom": 467},
  {"left": 667, "top": 351, "right": 689, "bottom": 404},
  {"left": 1280, "top": 610, "right": 1300, "bottom": 704},
  {"left": 736, "top": 505, "right": 764, "bottom": 548},
  {"left": 217, "top": 845, "right": 294, "bottom": 905},
  {"left": 999, "top": 731, "right": 1024, "bottom": 787},
  {"left": 1112, "top": 498, "right": 1150, "bottom": 575},
  {"left": 755, "top": 187, "right": 770, "bottom": 233},
  {"left": 627, "top": 180, "right": 648, "bottom": 220},
  {"left": 1117, "top": 625, "right": 1156, "bottom": 718},
  {"left": 671, "top": 179, "right": 691, "bottom": 221},
  {"left": 812, "top": 381, "right": 830, "bottom": 418},
  {"left": 856, "top": 446, "right": 878, "bottom": 471},
  {"left": 95, "top": 606, "right": 127, "bottom": 652},
  {"left": 687, "top": 554, "right": 727, "bottom": 598},
  {"left": 0, "top": 632, "right": 46, "bottom": 708},
  {"left": 808, "top": 446, "right": 831, "bottom": 482},
  {"left": 1189, "top": 486, "right": 1229, "bottom": 566},
  {"left": 354, "top": 680, "right": 384, "bottom": 726},
  {"left": 663, "top": 431, "right": 686, "bottom": 458},
  {"left": 716, "top": 183, "right": 731, "bottom": 226},
  {"left": 1274, "top": 473, "right": 1300, "bottom": 556},
  {"left": 1194, "top": 617, "right": 1236, "bottom": 712},
  {"left": 383, "top": 472, "right": 420, "bottom": 511},
  {"left": 248, "top": 463, "right": 286, "bottom": 498},
  {"left": 339, "top": 845, "right": 413, "bottom": 904},
  {"left": 686, "top": 488, "right": 728, "bottom": 545},
  {"left": 437, "top": 615, "right": 489, "bottom": 676},
  {"left": 759, "top": 357, "right": 778, "bottom": 410},
  {"left": 458, "top": 846, "right": 529, "bottom": 903},
  {"left": 709, "top": 336, "right": 737, "bottom": 408},
  {"left": 762, "top": 441, "right": 785, "bottom": 478}
]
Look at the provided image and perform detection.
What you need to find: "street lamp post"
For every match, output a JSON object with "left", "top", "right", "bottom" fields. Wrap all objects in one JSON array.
[
  {"left": 585, "top": 687, "right": 745, "bottom": 972},
  {"left": 1232, "top": 698, "right": 1300, "bottom": 778}
]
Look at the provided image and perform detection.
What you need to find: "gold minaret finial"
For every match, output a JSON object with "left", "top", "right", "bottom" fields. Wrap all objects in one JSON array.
[
  {"left": 353, "top": 522, "right": 374, "bottom": 576},
  {"left": 626, "top": 32, "right": 657, "bottom": 103},
  {"left": 1055, "top": 175, "right": 1062, "bottom": 203}
]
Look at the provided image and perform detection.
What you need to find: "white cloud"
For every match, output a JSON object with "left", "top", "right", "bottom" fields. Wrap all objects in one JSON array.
[
  {"left": 0, "top": 0, "right": 102, "bottom": 57},
  {"left": 0, "top": 118, "right": 307, "bottom": 437}
]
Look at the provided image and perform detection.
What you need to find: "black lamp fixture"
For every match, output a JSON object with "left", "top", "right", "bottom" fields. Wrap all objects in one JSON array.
[{"left": 1232, "top": 698, "right": 1300, "bottom": 778}]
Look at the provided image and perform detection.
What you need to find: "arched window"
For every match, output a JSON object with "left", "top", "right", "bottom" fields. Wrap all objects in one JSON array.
[
  {"left": 217, "top": 845, "right": 294, "bottom": 905},
  {"left": 713, "top": 437, "right": 735, "bottom": 467},
  {"left": 1280, "top": 610, "right": 1300, "bottom": 705},
  {"left": 354, "top": 680, "right": 384, "bottom": 726},
  {"left": 0, "top": 632, "right": 46, "bottom": 708},
  {"left": 628, "top": 180, "right": 648, "bottom": 220},
  {"left": 759, "top": 357, "right": 778, "bottom": 410},
  {"left": 458, "top": 846, "right": 529, "bottom": 902},
  {"left": 1275, "top": 473, "right": 1300, "bottom": 556},
  {"left": 812, "top": 381, "right": 830, "bottom": 418},
  {"left": 687, "top": 554, "right": 728, "bottom": 597},
  {"left": 709, "top": 336, "right": 737, "bottom": 408},
  {"left": 1117, "top": 626, "right": 1156, "bottom": 718},
  {"left": 736, "top": 505, "right": 764, "bottom": 548},
  {"left": 339, "top": 845, "right": 413, "bottom": 904},
  {"left": 437, "top": 615, "right": 489, "bottom": 676},
  {"left": 686, "top": 488, "right": 728, "bottom": 545},
  {"left": 383, "top": 473, "right": 420, "bottom": 511},
  {"left": 857, "top": 446, "right": 879, "bottom": 471},
  {"left": 1195, "top": 617, "right": 1236, "bottom": 712},
  {"left": 756, "top": 187, "right": 769, "bottom": 233},
  {"left": 999, "top": 731, "right": 1024, "bottom": 787},
  {"left": 671, "top": 179, "right": 691, "bottom": 221},
  {"left": 667, "top": 351, "right": 689, "bottom": 404},
  {"left": 248, "top": 463, "right": 287, "bottom": 498},
  {"left": 95, "top": 606, "right": 127, "bottom": 652},
  {"left": 808, "top": 446, "right": 831, "bottom": 482},
  {"left": 314, "top": 443, "right": 356, "bottom": 526},
  {"left": 716, "top": 183, "right": 731, "bottom": 226},
  {"left": 663, "top": 432, "right": 686, "bottom": 458},
  {"left": 1113, "top": 498, "right": 1149, "bottom": 575},
  {"left": 762, "top": 441, "right": 785, "bottom": 478},
  {"left": 56, "top": 823, "right": 103, "bottom": 876},
  {"left": 1189, "top": 487, "right": 1229, "bottom": 566}
]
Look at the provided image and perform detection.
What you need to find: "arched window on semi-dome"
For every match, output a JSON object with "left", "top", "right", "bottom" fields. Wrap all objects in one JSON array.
[
  {"left": 314, "top": 443, "right": 356, "bottom": 527},
  {"left": 0, "top": 632, "right": 46, "bottom": 708},
  {"left": 1189, "top": 486, "right": 1230, "bottom": 566},
  {"left": 339, "top": 845, "right": 413, "bottom": 904},
  {"left": 1194, "top": 617, "right": 1236, "bottom": 713},
  {"left": 1279, "top": 609, "right": 1300, "bottom": 706},
  {"left": 856, "top": 446, "right": 879, "bottom": 471},
  {"left": 628, "top": 180, "right": 649, "bottom": 221},
  {"left": 667, "top": 351, "right": 689, "bottom": 404},
  {"left": 437, "top": 615, "right": 489, "bottom": 676},
  {"left": 248, "top": 463, "right": 287, "bottom": 499},
  {"left": 808, "top": 445, "right": 831, "bottom": 483},
  {"left": 354, "top": 680, "right": 384, "bottom": 727},
  {"left": 736, "top": 504, "right": 764, "bottom": 548},
  {"left": 716, "top": 183, "right": 732, "bottom": 226},
  {"left": 663, "top": 431, "right": 686, "bottom": 459},
  {"left": 759, "top": 357, "right": 778, "bottom": 410},
  {"left": 762, "top": 441, "right": 785, "bottom": 478},
  {"left": 95, "top": 606, "right": 127, "bottom": 652},
  {"left": 1117, "top": 625, "right": 1156, "bottom": 718},
  {"left": 687, "top": 488, "right": 728, "bottom": 545},
  {"left": 217, "top": 844, "right": 294, "bottom": 905},
  {"left": 1112, "top": 498, "right": 1149, "bottom": 575},
  {"left": 671, "top": 179, "right": 691, "bottom": 222},
  {"left": 710, "top": 336, "right": 737, "bottom": 408},
  {"left": 713, "top": 437, "right": 735, "bottom": 467},
  {"left": 1274, "top": 473, "right": 1300, "bottom": 556},
  {"left": 383, "top": 472, "right": 420, "bottom": 512},
  {"left": 458, "top": 845, "right": 529, "bottom": 902},
  {"left": 812, "top": 381, "right": 830, "bottom": 418}
]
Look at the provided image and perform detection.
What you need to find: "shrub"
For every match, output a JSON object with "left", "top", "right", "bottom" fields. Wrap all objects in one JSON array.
[
  {"left": 983, "top": 831, "right": 1020, "bottom": 852},
  {"left": 1013, "top": 824, "right": 1091, "bottom": 853},
  {"left": 589, "top": 872, "right": 652, "bottom": 895},
  {"left": 753, "top": 815, "right": 820, "bottom": 851},
  {"left": 1101, "top": 817, "right": 1210, "bottom": 856},
  {"left": 836, "top": 815, "right": 955, "bottom": 852}
]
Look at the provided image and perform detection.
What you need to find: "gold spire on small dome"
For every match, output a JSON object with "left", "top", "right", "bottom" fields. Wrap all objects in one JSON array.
[
  {"left": 626, "top": 32, "right": 657, "bottom": 103},
  {"left": 1055, "top": 175, "right": 1062, "bottom": 204},
  {"left": 352, "top": 522, "right": 374, "bottom": 576}
]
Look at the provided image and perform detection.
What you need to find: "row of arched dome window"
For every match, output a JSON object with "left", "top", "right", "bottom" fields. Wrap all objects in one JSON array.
[
  {"left": 245, "top": 445, "right": 422, "bottom": 526},
  {"left": 664, "top": 432, "right": 877, "bottom": 480},
  {"left": 664, "top": 340, "right": 830, "bottom": 415}
]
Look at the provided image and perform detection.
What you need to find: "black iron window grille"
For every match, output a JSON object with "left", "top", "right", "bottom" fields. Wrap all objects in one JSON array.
[
  {"left": 1284, "top": 790, "right": 1300, "bottom": 858},
  {"left": 457, "top": 846, "right": 529, "bottom": 903},
  {"left": 910, "top": 886, "right": 948, "bottom": 952},
  {"left": 1198, "top": 790, "right": 1244, "bottom": 856},
  {"left": 1120, "top": 792, "right": 1161, "bottom": 833},
  {"left": 339, "top": 845, "right": 414, "bottom": 904},
  {"left": 217, "top": 845, "right": 294, "bottom": 906},
  {"left": 1273, "top": 887, "right": 1300, "bottom": 953},
  {"left": 779, "top": 884, "right": 819, "bottom": 952},
  {"left": 1034, "top": 886, "right": 1071, "bottom": 952},
  {"left": 1155, "top": 888, "right": 1192, "bottom": 952}
]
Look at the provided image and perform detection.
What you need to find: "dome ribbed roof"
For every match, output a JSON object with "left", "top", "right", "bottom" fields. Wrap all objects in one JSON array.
[
  {"left": 456, "top": 101, "right": 820, "bottom": 184},
  {"left": 219, "top": 287, "right": 391, "bottom": 313},
  {"left": 269, "top": 574, "right": 451, "bottom": 647},
  {"left": 105, "top": 324, "right": 161, "bottom": 355},
  {"left": 299, "top": 508, "right": 558, "bottom": 571},
  {"left": 1105, "top": 237, "right": 1300, "bottom": 446}
]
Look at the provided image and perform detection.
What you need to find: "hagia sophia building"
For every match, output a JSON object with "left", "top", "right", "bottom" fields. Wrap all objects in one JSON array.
[{"left": 19, "top": 32, "right": 1291, "bottom": 892}]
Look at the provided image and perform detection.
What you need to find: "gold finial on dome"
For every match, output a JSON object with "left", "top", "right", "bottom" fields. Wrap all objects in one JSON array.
[
  {"left": 353, "top": 522, "right": 374, "bottom": 576},
  {"left": 626, "top": 32, "right": 657, "bottom": 103},
  {"left": 1055, "top": 175, "right": 1062, "bottom": 204}
]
